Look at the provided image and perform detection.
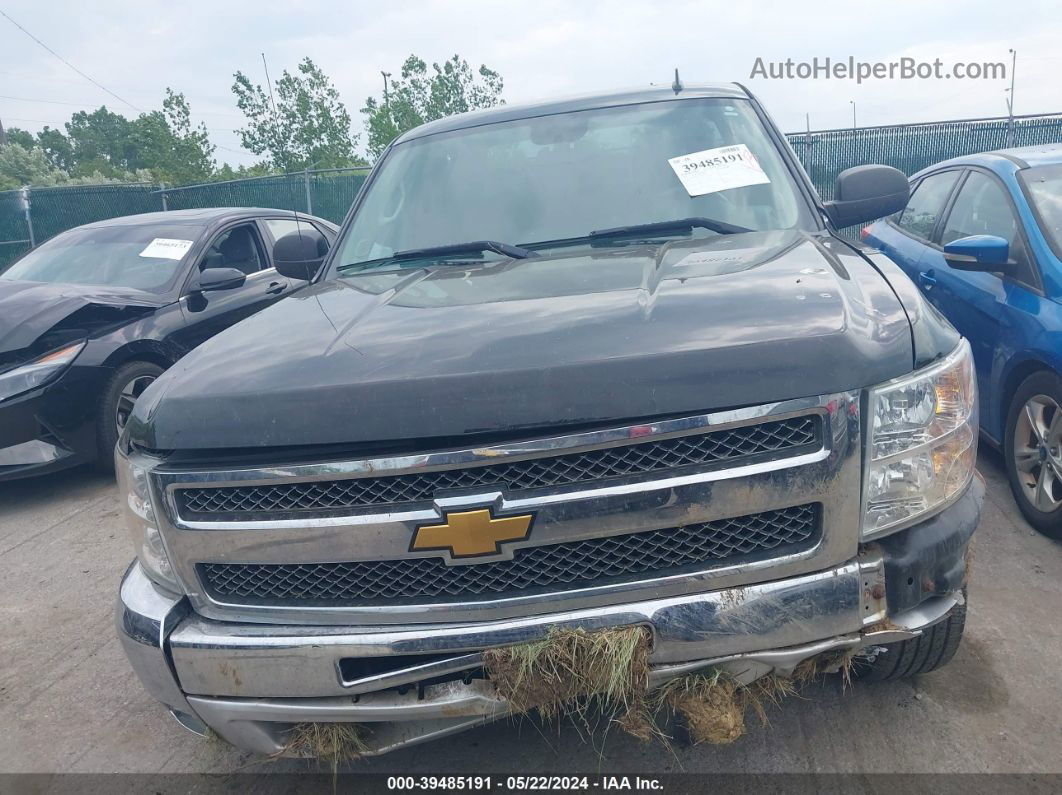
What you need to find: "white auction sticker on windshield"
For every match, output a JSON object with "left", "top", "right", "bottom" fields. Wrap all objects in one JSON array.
[
  {"left": 668, "top": 144, "right": 771, "bottom": 197},
  {"left": 139, "top": 238, "right": 194, "bottom": 260}
]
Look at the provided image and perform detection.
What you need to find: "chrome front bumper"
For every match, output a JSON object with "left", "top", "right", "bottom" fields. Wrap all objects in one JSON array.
[{"left": 117, "top": 478, "right": 981, "bottom": 757}]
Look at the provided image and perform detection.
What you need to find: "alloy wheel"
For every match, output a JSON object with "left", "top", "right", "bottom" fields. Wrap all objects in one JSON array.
[{"left": 1013, "top": 394, "right": 1062, "bottom": 512}]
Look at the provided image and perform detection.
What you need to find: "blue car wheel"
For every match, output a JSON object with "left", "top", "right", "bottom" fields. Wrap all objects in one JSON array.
[{"left": 1005, "top": 370, "right": 1062, "bottom": 540}]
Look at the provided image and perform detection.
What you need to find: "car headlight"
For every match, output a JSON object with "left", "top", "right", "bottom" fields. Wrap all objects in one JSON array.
[
  {"left": 115, "top": 445, "right": 180, "bottom": 593},
  {"left": 0, "top": 341, "right": 85, "bottom": 402},
  {"left": 863, "top": 339, "right": 977, "bottom": 539}
]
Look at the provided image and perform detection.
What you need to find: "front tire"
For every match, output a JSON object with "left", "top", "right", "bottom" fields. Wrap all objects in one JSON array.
[
  {"left": 853, "top": 601, "right": 966, "bottom": 682},
  {"left": 96, "top": 361, "right": 164, "bottom": 472},
  {"left": 1004, "top": 371, "right": 1062, "bottom": 539}
]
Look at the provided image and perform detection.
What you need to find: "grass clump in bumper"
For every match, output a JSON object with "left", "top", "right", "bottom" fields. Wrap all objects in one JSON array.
[
  {"left": 485, "top": 626, "right": 858, "bottom": 746},
  {"left": 484, "top": 626, "right": 653, "bottom": 728},
  {"left": 280, "top": 722, "right": 370, "bottom": 774},
  {"left": 273, "top": 629, "right": 860, "bottom": 764}
]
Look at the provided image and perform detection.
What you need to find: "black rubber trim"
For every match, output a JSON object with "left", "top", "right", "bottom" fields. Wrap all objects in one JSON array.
[{"left": 871, "top": 476, "right": 983, "bottom": 614}]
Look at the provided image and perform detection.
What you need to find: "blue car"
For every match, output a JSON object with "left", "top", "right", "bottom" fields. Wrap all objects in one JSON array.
[{"left": 864, "top": 144, "right": 1062, "bottom": 539}]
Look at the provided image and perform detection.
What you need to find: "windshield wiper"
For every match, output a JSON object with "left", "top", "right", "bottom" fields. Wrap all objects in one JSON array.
[
  {"left": 339, "top": 240, "right": 538, "bottom": 274},
  {"left": 393, "top": 240, "right": 538, "bottom": 261},
  {"left": 589, "top": 216, "right": 751, "bottom": 239}
]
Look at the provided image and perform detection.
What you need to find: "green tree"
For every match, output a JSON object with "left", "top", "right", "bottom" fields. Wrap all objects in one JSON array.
[
  {"left": 1, "top": 91, "right": 217, "bottom": 185},
  {"left": 361, "top": 55, "right": 504, "bottom": 159},
  {"left": 0, "top": 142, "right": 150, "bottom": 190},
  {"left": 212, "top": 161, "right": 280, "bottom": 181},
  {"left": 3, "top": 126, "right": 36, "bottom": 150},
  {"left": 0, "top": 143, "right": 66, "bottom": 189},
  {"left": 130, "top": 90, "right": 216, "bottom": 184},
  {"left": 64, "top": 106, "right": 136, "bottom": 177},
  {"left": 232, "top": 57, "right": 364, "bottom": 171},
  {"left": 35, "top": 126, "right": 74, "bottom": 171}
]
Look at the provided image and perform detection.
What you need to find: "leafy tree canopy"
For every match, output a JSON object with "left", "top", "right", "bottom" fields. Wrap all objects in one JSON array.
[
  {"left": 233, "top": 57, "right": 366, "bottom": 172},
  {"left": 0, "top": 143, "right": 65, "bottom": 190},
  {"left": 3, "top": 127, "right": 36, "bottom": 150},
  {"left": 0, "top": 142, "right": 151, "bottom": 190},
  {"left": 212, "top": 162, "right": 282, "bottom": 182},
  {"left": 361, "top": 55, "right": 504, "bottom": 159},
  {"left": 0, "top": 90, "right": 215, "bottom": 186},
  {"left": 131, "top": 90, "right": 217, "bottom": 184}
]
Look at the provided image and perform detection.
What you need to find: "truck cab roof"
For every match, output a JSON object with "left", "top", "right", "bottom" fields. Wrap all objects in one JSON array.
[{"left": 394, "top": 83, "right": 751, "bottom": 144}]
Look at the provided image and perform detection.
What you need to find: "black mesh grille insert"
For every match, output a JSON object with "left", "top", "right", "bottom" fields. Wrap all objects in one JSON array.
[
  {"left": 177, "top": 415, "right": 820, "bottom": 517},
  {"left": 199, "top": 504, "right": 820, "bottom": 606}
]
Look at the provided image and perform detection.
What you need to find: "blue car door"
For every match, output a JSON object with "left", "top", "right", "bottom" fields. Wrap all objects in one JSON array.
[
  {"left": 921, "top": 169, "right": 1044, "bottom": 426},
  {"left": 868, "top": 170, "right": 962, "bottom": 288}
]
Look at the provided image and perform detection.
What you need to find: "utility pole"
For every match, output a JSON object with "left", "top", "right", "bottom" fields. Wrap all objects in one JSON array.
[
  {"left": 1006, "top": 48, "right": 1018, "bottom": 147},
  {"left": 850, "top": 100, "right": 857, "bottom": 129},
  {"left": 0, "top": 116, "right": 7, "bottom": 146},
  {"left": 262, "top": 53, "right": 282, "bottom": 164}
]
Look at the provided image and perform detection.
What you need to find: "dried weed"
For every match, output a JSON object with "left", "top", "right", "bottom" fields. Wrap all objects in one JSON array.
[{"left": 279, "top": 722, "right": 369, "bottom": 782}]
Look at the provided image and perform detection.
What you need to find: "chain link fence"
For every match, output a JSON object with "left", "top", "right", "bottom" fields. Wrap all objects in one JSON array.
[
  {"left": 0, "top": 168, "right": 370, "bottom": 268},
  {"left": 157, "top": 167, "right": 369, "bottom": 219},
  {"left": 2, "top": 112, "right": 1061, "bottom": 268},
  {"left": 0, "top": 189, "right": 33, "bottom": 266},
  {"left": 792, "top": 111, "right": 1062, "bottom": 201}
]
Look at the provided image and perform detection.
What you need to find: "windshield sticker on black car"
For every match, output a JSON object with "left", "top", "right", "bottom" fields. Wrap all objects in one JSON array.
[
  {"left": 139, "top": 238, "right": 194, "bottom": 260},
  {"left": 668, "top": 144, "right": 771, "bottom": 197}
]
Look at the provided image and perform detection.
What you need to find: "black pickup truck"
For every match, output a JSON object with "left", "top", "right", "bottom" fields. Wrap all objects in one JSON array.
[{"left": 115, "top": 83, "right": 982, "bottom": 756}]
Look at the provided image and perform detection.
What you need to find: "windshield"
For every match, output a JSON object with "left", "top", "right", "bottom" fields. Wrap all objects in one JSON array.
[
  {"left": 0, "top": 223, "right": 203, "bottom": 292},
  {"left": 1020, "top": 164, "right": 1062, "bottom": 258},
  {"left": 335, "top": 97, "right": 812, "bottom": 272}
]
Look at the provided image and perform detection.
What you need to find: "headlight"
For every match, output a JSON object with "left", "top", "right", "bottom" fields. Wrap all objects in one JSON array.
[
  {"left": 115, "top": 445, "right": 180, "bottom": 593},
  {"left": 0, "top": 341, "right": 85, "bottom": 402},
  {"left": 863, "top": 339, "right": 977, "bottom": 539}
]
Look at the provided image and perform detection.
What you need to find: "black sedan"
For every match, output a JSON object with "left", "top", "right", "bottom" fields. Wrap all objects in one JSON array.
[{"left": 0, "top": 207, "right": 337, "bottom": 480}]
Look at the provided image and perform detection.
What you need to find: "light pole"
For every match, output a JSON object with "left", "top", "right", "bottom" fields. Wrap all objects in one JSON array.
[{"left": 850, "top": 100, "right": 857, "bottom": 129}]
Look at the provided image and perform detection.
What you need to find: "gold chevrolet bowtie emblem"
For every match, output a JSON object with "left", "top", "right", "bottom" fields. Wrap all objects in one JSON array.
[{"left": 411, "top": 508, "right": 534, "bottom": 559}]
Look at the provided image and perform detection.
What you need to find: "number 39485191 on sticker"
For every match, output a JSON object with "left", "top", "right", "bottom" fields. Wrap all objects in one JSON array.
[{"left": 667, "top": 143, "right": 771, "bottom": 197}]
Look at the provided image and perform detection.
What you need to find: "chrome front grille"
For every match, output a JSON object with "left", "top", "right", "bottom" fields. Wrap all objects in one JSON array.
[
  {"left": 151, "top": 392, "right": 861, "bottom": 626},
  {"left": 199, "top": 504, "right": 821, "bottom": 605},
  {"left": 175, "top": 415, "right": 820, "bottom": 518}
]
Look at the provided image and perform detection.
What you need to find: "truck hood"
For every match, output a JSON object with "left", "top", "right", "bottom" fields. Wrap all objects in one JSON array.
[
  {"left": 0, "top": 280, "right": 165, "bottom": 361},
  {"left": 130, "top": 229, "right": 914, "bottom": 451}
]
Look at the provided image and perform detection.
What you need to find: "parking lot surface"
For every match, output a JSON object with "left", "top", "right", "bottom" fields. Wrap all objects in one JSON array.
[{"left": 1, "top": 448, "right": 1060, "bottom": 776}]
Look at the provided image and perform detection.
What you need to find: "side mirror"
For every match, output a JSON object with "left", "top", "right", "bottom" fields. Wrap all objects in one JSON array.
[
  {"left": 273, "top": 229, "right": 327, "bottom": 281},
  {"left": 823, "top": 165, "right": 910, "bottom": 228},
  {"left": 943, "top": 234, "right": 1010, "bottom": 271},
  {"left": 194, "top": 267, "right": 246, "bottom": 292}
]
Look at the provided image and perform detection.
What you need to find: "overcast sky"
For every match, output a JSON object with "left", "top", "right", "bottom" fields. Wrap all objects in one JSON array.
[{"left": 2, "top": 0, "right": 1059, "bottom": 168}]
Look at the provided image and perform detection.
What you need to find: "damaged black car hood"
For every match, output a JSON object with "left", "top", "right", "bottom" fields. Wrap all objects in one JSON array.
[
  {"left": 0, "top": 280, "right": 166, "bottom": 361},
  {"left": 131, "top": 230, "right": 917, "bottom": 452}
]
